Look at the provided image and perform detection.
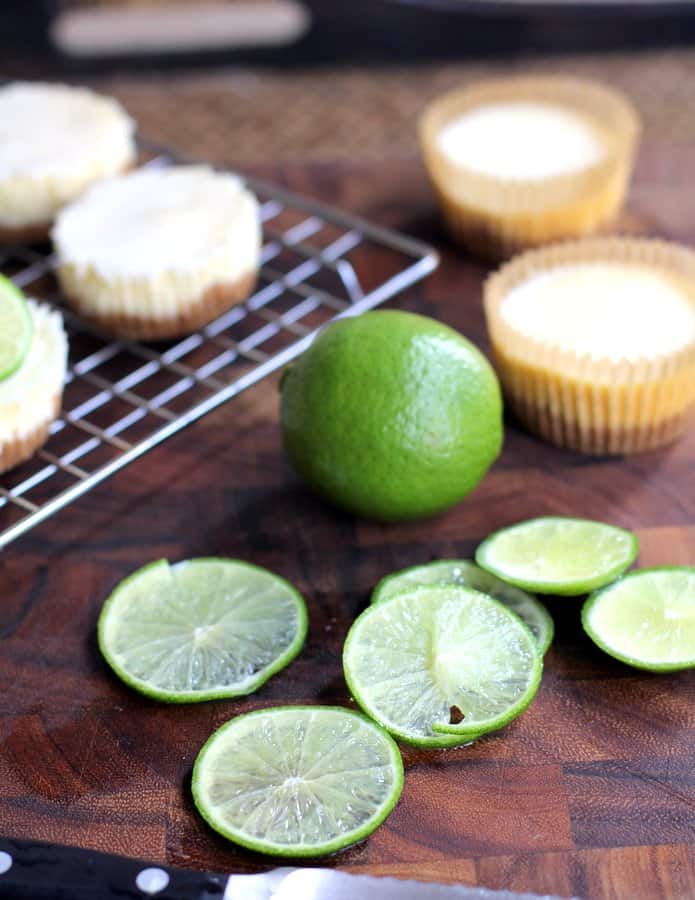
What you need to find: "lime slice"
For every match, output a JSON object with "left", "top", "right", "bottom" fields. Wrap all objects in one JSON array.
[
  {"left": 0, "top": 274, "right": 33, "bottom": 381},
  {"left": 476, "top": 517, "right": 638, "bottom": 596},
  {"left": 582, "top": 567, "right": 695, "bottom": 672},
  {"left": 372, "top": 559, "right": 554, "bottom": 653},
  {"left": 344, "top": 585, "right": 542, "bottom": 747},
  {"left": 192, "top": 706, "right": 403, "bottom": 857},
  {"left": 98, "top": 558, "right": 307, "bottom": 702}
]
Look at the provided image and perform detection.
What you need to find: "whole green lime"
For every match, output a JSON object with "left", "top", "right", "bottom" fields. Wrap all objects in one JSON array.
[{"left": 280, "top": 310, "right": 503, "bottom": 522}]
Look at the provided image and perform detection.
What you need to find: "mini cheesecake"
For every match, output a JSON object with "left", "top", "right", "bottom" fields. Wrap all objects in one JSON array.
[
  {"left": 53, "top": 166, "right": 261, "bottom": 341},
  {"left": 420, "top": 76, "right": 640, "bottom": 260},
  {"left": 0, "top": 301, "right": 68, "bottom": 474},
  {"left": 485, "top": 238, "right": 695, "bottom": 454},
  {"left": 0, "top": 82, "right": 135, "bottom": 242}
]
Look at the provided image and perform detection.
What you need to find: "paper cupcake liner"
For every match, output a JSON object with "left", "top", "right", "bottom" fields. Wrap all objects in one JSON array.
[
  {"left": 64, "top": 270, "right": 258, "bottom": 341},
  {"left": 419, "top": 76, "right": 640, "bottom": 261},
  {"left": 484, "top": 237, "right": 695, "bottom": 455},
  {"left": 0, "top": 393, "right": 62, "bottom": 474}
]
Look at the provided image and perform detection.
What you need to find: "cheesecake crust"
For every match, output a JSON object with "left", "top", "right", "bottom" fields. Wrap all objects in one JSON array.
[
  {"left": 0, "top": 220, "right": 52, "bottom": 244},
  {"left": 63, "top": 270, "right": 258, "bottom": 341}
]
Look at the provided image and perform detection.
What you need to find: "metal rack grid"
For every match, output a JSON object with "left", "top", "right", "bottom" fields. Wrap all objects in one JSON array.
[{"left": 0, "top": 147, "right": 438, "bottom": 551}]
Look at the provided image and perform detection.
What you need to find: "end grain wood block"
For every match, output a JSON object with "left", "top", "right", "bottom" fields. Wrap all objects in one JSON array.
[
  {"left": 392, "top": 761, "right": 573, "bottom": 857},
  {"left": 474, "top": 844, "right": 695, "bottom": 898},
  {"left": 564, "top": 759, "right": 695, "bottom": 849},
  {"left": 0, "top": 154, "right": 694, "bottom": 898},
  {"left": 0, "top": 772, "right": 171, "bottom": 863}
]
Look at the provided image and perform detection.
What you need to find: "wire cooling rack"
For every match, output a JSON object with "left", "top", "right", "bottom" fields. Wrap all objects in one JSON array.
[{"left": 0, "top": 146, "right": 438, "bottom": 551}]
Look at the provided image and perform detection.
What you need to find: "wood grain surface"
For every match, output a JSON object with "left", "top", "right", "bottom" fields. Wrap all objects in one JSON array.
[{"left": 1, "top": 138, "right": 694, "bottom": 899}]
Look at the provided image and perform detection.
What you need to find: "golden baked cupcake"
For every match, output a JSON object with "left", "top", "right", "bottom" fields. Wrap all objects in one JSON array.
[
  {"left": 484, "top": 238, "right": 695, "bottom": 455},
  {"left": 0, "top": 82, "right": 135, "bottom": 243},
  {"left": 52, "top": 166, "right": 261, "bottom": 341},
  {"left": 0, "top": 300, "right": 68, "bottom": 474},
  {"left": 419, "top": 76, "right": 640, "bottom": 260}
]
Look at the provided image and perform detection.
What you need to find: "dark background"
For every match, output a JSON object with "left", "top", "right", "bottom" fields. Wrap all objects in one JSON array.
[{"left": 3, "top": 0, "right": 695, "bottom": 78}]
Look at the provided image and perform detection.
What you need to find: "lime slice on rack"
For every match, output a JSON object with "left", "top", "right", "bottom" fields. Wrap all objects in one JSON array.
[
  {"left": 476, "top": 517, "right": 638, "bottom": 596},
  {"left": 372, "top": 559, "right": 554, "bottom": 654},
  {"left": 98, "top": 558, "right": 307, "bottom": 702},
  {"left": 582, "top": 567, "right": 695, "bottom": 672},
  {"left": 344, "top": 585, "right": 542, "bottom": 747},
  {"left": 0, "top": 274, "right": 33, "bottom": 381},
  {"left": 192, "top": 706, "right": 403, "bottom": 857}
]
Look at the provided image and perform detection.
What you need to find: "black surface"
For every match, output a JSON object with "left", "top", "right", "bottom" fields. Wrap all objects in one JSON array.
[
  {"left": 0, "top": 838, "right": 227, "bottom": 900},
  {"left": 1, "top": 0, "right": 695, "bottom": 77}
]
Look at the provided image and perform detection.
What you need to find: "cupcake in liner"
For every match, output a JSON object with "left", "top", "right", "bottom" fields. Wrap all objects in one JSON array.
[
  {"left": 0, "top": 82, "right": 136, "bottom": 242},
  {"left": 484, "top": 238, "right": 695, "bottom": 455},
  {"left": 52, "top": 166, "right": 261, "bottom": 341},
  {"left": 419, "top": 76, "right": 640, "bottom": 261},
  {"left": 0, "top": 300, "right": 68, "bottom": 474}
]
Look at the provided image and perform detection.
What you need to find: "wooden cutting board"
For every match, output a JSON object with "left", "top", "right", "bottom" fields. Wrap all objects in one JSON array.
[{"left": 0, "top": 141, "right": 693, "bottom": 900}]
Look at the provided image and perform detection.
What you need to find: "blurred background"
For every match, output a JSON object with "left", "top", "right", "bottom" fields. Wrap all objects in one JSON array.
[{"left": 2, "top": 0, "right": 695, "bottom": 167}]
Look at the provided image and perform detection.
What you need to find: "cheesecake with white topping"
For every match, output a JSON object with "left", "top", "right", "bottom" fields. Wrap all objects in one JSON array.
[
  {"left": 0, "top": 82, "right": 135, "bottom": 242},
  {"left": 484, "top": 238, "right": 695, "bottom": 454},
  {"left": 0, "top": 301, "right": 68, "bottom": 473},
  {"left": 420, "top": 76, "right": 640, "bottom": 260},
  {"left": 53, "top": 166, "right": 261, "bottom": 340}
]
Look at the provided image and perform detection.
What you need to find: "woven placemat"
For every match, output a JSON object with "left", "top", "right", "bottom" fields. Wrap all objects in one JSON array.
[{"left": 91, "top": 49, "right": 695, "bottom": 164}]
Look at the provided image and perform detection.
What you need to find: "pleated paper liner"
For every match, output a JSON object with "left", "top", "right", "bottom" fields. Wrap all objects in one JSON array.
[
  {"left": 484, "top": 238, "right": 695, "bottom": 455},
  {"left": 419, "top": 76, "right": 640, "bottom": 261},
  {"left": 0, "top": 393, "right": 62, "bottom": 474}
]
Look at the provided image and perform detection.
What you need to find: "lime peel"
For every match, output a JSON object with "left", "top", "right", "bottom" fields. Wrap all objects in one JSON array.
[{"left": 280, "top": 310, "right": 503, "bottom": 523}]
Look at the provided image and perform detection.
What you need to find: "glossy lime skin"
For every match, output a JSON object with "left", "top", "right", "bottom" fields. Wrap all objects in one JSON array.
[{"left": 280, "top": 311, "right": 503, "bottom": 522}]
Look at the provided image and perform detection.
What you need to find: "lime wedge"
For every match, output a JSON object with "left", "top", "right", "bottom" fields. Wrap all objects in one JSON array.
[
  {"left": 372, "top": 559, "right": 554, "bottom": 654},
  {"left": 344, "top": 586, "right": 542, "bottom": 747},
  {"left": 192, "top": 706, "right": 403, "bottom": 857},
  {"left": 582, "top": 567, "right": 695, "bottom": 672},
  {"left": 0, "top": 274, "right": 33, "bottom": 381},
  {"left": 98, "top": 558, "right": 307, "bottom": 702},
  {"left": 476, "top": 517, "right": 638, "bottom": 596}
]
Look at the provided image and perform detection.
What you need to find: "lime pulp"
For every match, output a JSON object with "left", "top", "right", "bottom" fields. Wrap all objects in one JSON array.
[
  {"left": 372, "top": 559, "right": 554, "bottom": 653},
  {"left": 192, "top": 706, "right": 403, "bottom": 857},
  {"left": 98, "top": 558, "right": 307, "bottom": 702},
  {"left": 344, "top": 585, "right": 542, "bottom": 747},
  {"left": 0, "top": 274, "right": 33, "bottom": 381},
  {"left": 582, "top": 566, "right": 695, "bottom": 672},
  {"left": 476, "top": 516, "right": 638, "bottom": 596}
]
